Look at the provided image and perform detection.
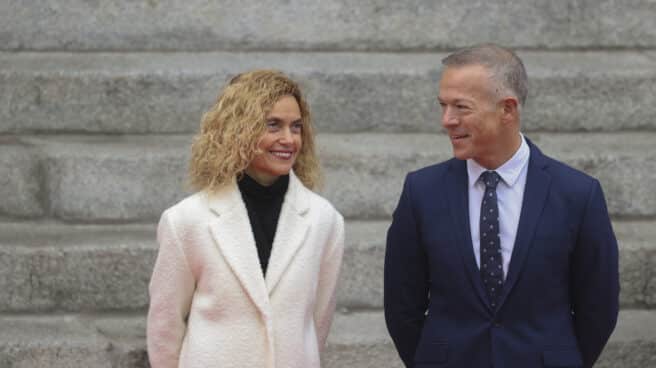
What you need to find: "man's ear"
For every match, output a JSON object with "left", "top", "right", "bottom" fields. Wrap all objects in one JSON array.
[{"left": 500, "top": 97, "right": 520, "bottom": 124}]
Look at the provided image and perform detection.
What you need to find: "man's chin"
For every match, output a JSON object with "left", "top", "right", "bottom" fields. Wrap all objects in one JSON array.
[{"left": 452, "top": 149, "right": 470, "bottom": 161}]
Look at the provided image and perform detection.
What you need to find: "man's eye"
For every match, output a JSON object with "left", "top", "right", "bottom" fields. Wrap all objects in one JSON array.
[{"left": 456, "top": 104, "right": 468, "bottom": 109}]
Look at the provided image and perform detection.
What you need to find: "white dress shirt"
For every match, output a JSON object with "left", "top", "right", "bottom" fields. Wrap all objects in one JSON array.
[{"left": 467, "top": 134, "right": 530, "bottom": 279}]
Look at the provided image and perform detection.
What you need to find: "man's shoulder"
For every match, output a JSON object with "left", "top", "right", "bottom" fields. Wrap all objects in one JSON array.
[
  {"left": 531, "top": 143, "right": 599, "bottom": 194},
  {"left": 408, "top": 158, "right": 459, "bottom": 181}
]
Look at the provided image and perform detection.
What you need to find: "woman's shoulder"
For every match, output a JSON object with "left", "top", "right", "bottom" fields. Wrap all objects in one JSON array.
[
  {"left": 165, "top": 191, "right": 207, "bottom": 212},
  {"left": 303, "top": 189, "right": 344, "bottom": 224},
  {"left": 160, "top": 191, "right": 213, "bottom": 226},
  {"left": 289, "top": 171, "right": 342, "bottom": 222}
]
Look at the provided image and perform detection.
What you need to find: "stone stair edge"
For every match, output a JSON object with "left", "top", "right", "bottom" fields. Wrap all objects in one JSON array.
[
  {"left": 1, "top": 309, "right": 655, "bottom": 343},
  {"left": 2, "top": 51, "right": 656, "bottom": 81},
  {"left": 6, "top": 131, "right": 656, "bottom": 148},
  {"left": 0, "top": 219, "right": 654, "bottom": 247},
  {"left": 2, "top": 0, "right": 656, "bottom": 52},
  {"left": 1, "top": 310, "right": 654, "bottom": 368}
]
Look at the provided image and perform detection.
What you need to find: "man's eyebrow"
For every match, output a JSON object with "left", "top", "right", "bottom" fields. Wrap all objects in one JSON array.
[{"left": 437, "top": 97, "right": 473, "bottom": 104}]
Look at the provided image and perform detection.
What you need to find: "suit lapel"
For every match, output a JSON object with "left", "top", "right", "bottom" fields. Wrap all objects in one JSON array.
[
  {"left": 498, "top": 141, "right": 551, "bottom": 308},
  {"left": 446, "top": 160, "right": 490, "bottom": 309},
  {"left": 265, "top": 171, "right": 310, "bottom": 295},
  {"left": 207, "top": 183, "right": 271, "bottom": 317}
]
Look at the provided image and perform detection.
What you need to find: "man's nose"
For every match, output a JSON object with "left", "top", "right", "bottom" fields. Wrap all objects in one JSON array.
[{"left": 442, "top": 106, "right": 458, "bottom": 127}]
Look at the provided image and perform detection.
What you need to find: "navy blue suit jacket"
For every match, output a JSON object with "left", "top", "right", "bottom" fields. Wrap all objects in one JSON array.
[{"left": 384, "top": 140, "right": 619, "bottom": 368}]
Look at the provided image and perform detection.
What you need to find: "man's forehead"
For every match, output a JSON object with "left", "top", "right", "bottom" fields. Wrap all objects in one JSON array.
[{"left": 439, "top": 66, "right": 495, "bottom": 97}]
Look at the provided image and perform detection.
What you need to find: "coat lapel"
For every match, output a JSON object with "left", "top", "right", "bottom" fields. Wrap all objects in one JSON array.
[
  {"left": 207, "top": 182, "right": 271, "bottom": 317},
  {"left": 446, "top": 159, "right": 490, "bottom": 309},
  {"left": 265, "top": 171, "right": 310, "bottom": 295},
  {"left": 498, "top": 140, "right": 551, "bottom": 308}
]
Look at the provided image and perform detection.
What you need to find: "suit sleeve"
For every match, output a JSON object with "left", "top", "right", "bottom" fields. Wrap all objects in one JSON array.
[
  {"left": 570, "top": 179, "right": 620, "bottom": 368},
  {"left": 384, "top": 173, "right": 430, "bottom": 367},
  {"left": 147, "top": 210, "right": 196, "bottom": 368},
  {"left": 313, "top": 209, "right": 345, "bottom": 350}
]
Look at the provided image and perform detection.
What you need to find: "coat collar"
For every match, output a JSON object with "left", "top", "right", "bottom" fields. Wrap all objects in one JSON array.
[
  {"left": 497, "top": 138, "right": 551, "bottom": 309},
  {"left": 447, "top": 158, "right": 490, "bottom": 309},
  {"left": 206, "top": 170, "right": 311, "bottom": 317}
]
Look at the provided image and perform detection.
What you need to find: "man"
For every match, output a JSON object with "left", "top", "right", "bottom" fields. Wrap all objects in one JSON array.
[{"left": 384, "top": 44, "right": 619, "bottom": 368}]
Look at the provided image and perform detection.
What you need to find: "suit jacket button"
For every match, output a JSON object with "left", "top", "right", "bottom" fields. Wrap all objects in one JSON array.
[{"left": 493, "top": 321, "right": 502, "bottom": 327}]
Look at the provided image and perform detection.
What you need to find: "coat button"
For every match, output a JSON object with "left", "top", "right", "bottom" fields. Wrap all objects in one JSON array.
[{"left": 493, "top": 321, "right": 502, "bottom": 327}]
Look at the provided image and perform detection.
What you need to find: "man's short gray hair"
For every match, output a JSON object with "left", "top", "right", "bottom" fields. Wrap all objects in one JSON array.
[{"left": 442, "top": 44, "right": 528, "bottom": 106}]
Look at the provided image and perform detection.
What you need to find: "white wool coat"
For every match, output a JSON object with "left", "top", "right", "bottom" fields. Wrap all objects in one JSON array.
[{"left": 147, "top": 172, "right": 344, "bottom": 368}]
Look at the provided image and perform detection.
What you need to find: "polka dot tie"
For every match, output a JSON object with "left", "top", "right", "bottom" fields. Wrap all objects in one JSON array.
[{"left": 479, "top": 171, "right": 503, "bottom": 309}]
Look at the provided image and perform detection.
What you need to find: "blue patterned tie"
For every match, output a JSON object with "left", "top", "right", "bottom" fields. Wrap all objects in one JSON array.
[{"left": 480, "top": 171, "right": 503, "bottom": 308}]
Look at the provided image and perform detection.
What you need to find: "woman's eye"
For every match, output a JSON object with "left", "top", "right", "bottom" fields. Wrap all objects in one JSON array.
[
  {"left": 291, "top": 122, "right": 303, "bottom": 133},
  {"left": 266, "top": 121, "right": 279, "bottom": 130}
]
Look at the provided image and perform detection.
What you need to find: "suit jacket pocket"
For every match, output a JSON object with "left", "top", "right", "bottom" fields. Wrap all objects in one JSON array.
[
  {"left": 542, "top": 347, "right": 583, "bottom": 367},
  {"left": 414, "top": 341, "right": 448, "bottom": 364}
]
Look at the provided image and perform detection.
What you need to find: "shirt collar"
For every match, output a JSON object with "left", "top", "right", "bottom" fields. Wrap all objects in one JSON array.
[{"left": 467, "top": 133, "right": 530, "bottom": 188}]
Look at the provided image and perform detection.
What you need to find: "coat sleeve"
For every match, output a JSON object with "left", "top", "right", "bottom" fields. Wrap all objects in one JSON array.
[
  {"left": 147, "top": 210, "right": 196, "bottom": 368},
  {"left": 570, "top": 179, "right": 620, "bottom": 368},
  {"left": 313, "top": 209, "right": 345, "bottom": 351},
  {"left": 384, "top": 173, "right": 430, "bottom": 368}
]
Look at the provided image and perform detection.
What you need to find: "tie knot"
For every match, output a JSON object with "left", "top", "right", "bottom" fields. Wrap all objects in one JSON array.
[{"left": 480, "top": 171, "right": 501, "bottom": 189}]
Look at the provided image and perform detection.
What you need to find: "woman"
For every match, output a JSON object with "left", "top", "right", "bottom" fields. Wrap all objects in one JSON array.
[{"left": 147, "top": 70, "right": 345, "bottom": 368}]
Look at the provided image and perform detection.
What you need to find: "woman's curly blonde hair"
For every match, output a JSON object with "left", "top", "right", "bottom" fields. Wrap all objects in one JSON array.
[{"left": 189, "top": 70, "right": 321, "bottom": 192}]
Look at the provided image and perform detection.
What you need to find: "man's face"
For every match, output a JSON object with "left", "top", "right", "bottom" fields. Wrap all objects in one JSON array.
[{"left": 438, "top": 64, "right": 505, "bottom": 167}]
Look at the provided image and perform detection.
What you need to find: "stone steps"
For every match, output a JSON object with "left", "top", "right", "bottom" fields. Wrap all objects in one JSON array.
[
  {"left": 2, "top": 51, "right": 656, "bottom": 134},
  {"left": 0, "top": 310, "right": 654, "bottom": 368},
  {"left": 0, "top": 220, "right": 653, "bottom": 313},
  {"left": 2, "top": 1, "right": 655, "bottom": 51},
  {"left": 3, "top": 2, "right": 655, "bottom": 368},
  {"left": 1, "top": 133, "right": 654, "bottom": 221}
]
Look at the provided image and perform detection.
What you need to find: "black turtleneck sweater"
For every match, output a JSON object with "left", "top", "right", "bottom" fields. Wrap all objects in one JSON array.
[{"left": 238, "top": 174, "right": 289, "bottom": 275}]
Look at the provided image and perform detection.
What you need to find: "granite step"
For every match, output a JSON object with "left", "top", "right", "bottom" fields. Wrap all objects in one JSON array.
[
  {"left": 2, "top": 51, "right": 656, "bottom": 134},
  {"left": 1, "top": 133, "right": 654, "bottom": 221},
  {"left": 0, "top": 220, "right": 653, "bottom": 313},
  {"left": 2, "top": 1, "right": 655, "bottom": 51},
  {"left": 0, "top": 310, "right": 654, "bottom": 368}
]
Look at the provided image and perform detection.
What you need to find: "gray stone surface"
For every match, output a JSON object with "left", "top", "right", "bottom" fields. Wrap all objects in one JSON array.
[
  {"left": 2, "top": 1, "right": 656, "bottom": 51},
  {"left": 324, "top": 311, "right": 401, "bottom": 368},
  {"left": 34, "top": 136, "right": 192, "bottom": 222},
  {"left": 0, "top": 310, "right": 654, "bottom": 368},
  {"left": 0, "top": 315, "right": 112, "bottom": 368},
  {"left": 0, "top": 222, "right": 156, "bottom": 312},
  {"left": 0, "top": 138, "right": 44, "bottom": 218},
  {"left": 1, "top": 51, "right": 655, "bottom": 134},
  {"left": 12, "top": 133, "right": 654, "bottom": 221},
  {"left": 338, "top": 221, "right": 389, "bottom": 309},
  {"left": 615, "top": 222, "right": 656, "bottom": 309},
  {"left": 597, "top": 310, "right": 656, "bottom": 368},
  {"left": 0, "top": 220, "right": 653, "bottom": 312}
]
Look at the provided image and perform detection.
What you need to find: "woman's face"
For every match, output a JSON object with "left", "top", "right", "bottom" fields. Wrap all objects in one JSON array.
[{"left": 245, "top": 95, "right": 303, "bottom": 186}]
